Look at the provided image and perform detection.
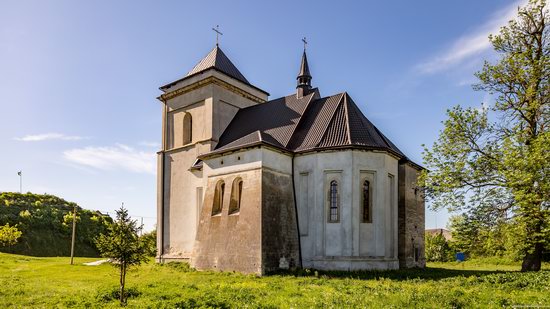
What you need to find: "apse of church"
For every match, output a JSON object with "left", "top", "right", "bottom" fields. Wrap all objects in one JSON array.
[{"left": 155, "top": 41, "right": 425, "bottom": 274}]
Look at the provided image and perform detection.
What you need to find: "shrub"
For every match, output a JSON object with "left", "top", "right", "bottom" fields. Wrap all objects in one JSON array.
[{"left": 425, "top": 233, "right": 453, "bottom": 262}]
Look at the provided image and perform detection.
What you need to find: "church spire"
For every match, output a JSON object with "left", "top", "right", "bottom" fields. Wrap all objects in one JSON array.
[{"left": 297, "top": 38, "right": 312, "bottom": 98}]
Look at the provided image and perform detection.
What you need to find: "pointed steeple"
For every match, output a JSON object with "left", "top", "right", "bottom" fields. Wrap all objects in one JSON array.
[{"left": 297, "top": 49, "right": 312, "bottom": 97}]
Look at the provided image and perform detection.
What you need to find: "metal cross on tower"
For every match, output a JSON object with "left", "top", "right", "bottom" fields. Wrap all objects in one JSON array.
[
  {"left": 212, "top": 25, "right": 223, "bottom": 46},
  {"left": 302, "top": 37, "right": 308, "bottom": 50}
]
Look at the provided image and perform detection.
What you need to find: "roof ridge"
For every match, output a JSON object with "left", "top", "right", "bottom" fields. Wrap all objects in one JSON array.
[
  {"left": 256, "top": 130, "right": 263, "bottom": 142},
  {"left": 314, "top": 92, "right": 346, "bottom": 148},
  {"left": 283, "top": 89, "right": 319, "bottom": 148},
  {"left": 342, "top": 92, "right": 352, "bottom": 145}
]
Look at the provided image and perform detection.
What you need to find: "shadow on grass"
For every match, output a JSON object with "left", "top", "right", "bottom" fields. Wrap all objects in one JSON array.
[{"left": 267, "top": 267, "right": 515, "bottom": 281}]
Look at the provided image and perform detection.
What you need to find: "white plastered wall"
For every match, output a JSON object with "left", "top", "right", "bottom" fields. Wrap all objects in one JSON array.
[{"left": 293, "top": 150, "right": 399, "bottom": 270}]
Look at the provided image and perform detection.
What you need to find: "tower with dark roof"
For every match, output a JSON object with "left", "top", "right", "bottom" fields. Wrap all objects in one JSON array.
[
  {"left": 155, "top": 45, "right": 268, "bottom": 266},
  {"left": 156, "top": 43, "right": 426, "bottom": 274}
]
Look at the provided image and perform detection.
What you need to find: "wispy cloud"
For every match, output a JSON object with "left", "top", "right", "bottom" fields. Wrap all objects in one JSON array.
[
  {"left": 416, "top": 1, "right": 525, "bottom": 74},
  {"left": 14, "top": 133, "right": 86, "bottom": 142},
  {"left": 63, "top": 144, "right": 155, "bottom": 174},
  {"left": 138, "top": 141, "right": 161, "bottom": 148}
]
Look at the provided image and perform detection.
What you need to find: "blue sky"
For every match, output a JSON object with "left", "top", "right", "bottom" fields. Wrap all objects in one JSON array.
[{"left": 0, "top": 0, "right": 525, "bottom": 231}]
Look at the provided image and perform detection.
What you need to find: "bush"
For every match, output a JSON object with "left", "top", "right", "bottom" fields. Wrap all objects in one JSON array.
[
  {"left": 96, "top": 286, "right": 141, "bottom": 302},
  {"left": 0, "top": 223, "right": 22, "bottom": 247},
  {"left": 425, "top": 233, "right": 453, "bottom": 262},
  {"left": 140, "top": 230, "right": 156, "bottom": 257}
]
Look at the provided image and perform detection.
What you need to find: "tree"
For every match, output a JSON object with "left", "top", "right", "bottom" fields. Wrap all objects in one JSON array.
[
  {"left": 140, "top": 229, "right": 157, "bottom": 258},
  {"left": 447, "top": 212, "right": 518, "bottom": 259},
  {"left": 425, "top": 233, "right": 453, "bottom": 262},
  {"left": 95, "top": 206, "right": 147, "bottom": 305},
  {"left": 0, "top": 223, "right": 22, "bottom": 247},
  {"left": 420, "top": 0, "right": 550, "bottom": 271}
]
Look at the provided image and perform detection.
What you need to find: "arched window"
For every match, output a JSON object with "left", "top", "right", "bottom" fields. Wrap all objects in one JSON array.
[
  {"left": 229, "top": 178, "right": 243, "bottom": 214},
  {"left": 182, "top": 113, "right": 192, "bottom": 145},
  {"left": 328, "top": 180, "right": 339, "bottom": 222},
  {"left": 362, "top": 180, "right": 372, "bottom": 222},
  {"left": 212, "top": 180, "right": 224, "bottom": 216}
]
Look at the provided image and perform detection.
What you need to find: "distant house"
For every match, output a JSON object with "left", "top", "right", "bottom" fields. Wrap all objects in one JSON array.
[{"left": 425, "top": 228, "right": 452, "bottom": 241}]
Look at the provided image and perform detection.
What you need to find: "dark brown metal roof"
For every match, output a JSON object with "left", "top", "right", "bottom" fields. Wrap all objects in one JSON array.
[
  {"left": 159, "top": 46, "right": 269, "bottom": 93},
  {"left": 214, "top": 89, "right": 319, "bottom": 153},
  {"left": 208, "top": 90, "right": 406, "bottom": 159},
  {"left": 186, "top": 46, "right": 249, "bottom": 84}
]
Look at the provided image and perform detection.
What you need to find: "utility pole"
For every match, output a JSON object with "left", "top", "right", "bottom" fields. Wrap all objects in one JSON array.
[
  {"left": 70, "top": 204, "right": 77, "bottom": 265},
  {"left": 17, "top": 171, "right": 22, "bottom": 193}
]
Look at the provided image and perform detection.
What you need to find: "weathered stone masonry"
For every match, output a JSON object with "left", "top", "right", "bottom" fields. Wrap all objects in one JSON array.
[{"left": 398, "top": 163, "right": 426, "bottom": 268}]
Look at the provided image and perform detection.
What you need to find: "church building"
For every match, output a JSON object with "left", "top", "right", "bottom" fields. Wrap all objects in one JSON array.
[{"left": 156, "top": 42, "right": 425, "bottom": 274}]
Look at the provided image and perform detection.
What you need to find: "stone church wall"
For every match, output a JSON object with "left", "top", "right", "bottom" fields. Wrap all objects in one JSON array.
[
  {"left": 191, "top": 169, "right": 263, "bottom": 274},
  {"left": 261, "top": 168, "right": 301, "bottom": 273},
  {"left": 397, "top": 163, "right": 426, "bottom": 268}
]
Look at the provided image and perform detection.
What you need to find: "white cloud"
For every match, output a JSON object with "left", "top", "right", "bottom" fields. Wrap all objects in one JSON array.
[
  {"left": 416, "top": 1, "right": 526, "bottom": 74},
  {"left": 63, "top": 144, "right": 155, "bottom": 174},
  {"left": 14, "top": 133, "right": 85, "bottom": 142},
  {"left": 138, "top": 141, "right": 161, "bottom": 148}
]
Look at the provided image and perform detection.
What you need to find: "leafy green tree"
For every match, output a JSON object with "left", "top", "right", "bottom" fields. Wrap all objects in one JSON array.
[
  {"left": 421, "top": 0, "right": 550, "bottom": 271},
  {"left": 425, "top": 233, "right": 453, "bottom": 262},
  {"left": 0, "top": 223, "right": 22, "bottom": 247},
  {"left": 140, "top": 229, "right": 157, "bottom": 258},
  {"left": 95, "top": 206, "right": 147, "bottom": 305},
  {"left": 447, "top": 205, "right": 506, "bottom": 257}
]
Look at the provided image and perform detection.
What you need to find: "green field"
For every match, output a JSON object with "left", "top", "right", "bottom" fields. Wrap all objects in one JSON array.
[{"left": 0, "top": 253, "right": 549, "bottom": 308}]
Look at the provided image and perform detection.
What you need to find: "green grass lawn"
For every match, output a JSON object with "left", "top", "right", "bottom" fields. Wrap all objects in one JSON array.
[{"left": 0, "top": 253, "right": 549, "bottom": 308}]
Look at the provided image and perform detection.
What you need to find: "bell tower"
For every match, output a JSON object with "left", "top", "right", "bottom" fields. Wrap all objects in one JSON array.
[
  {"left": 156, "top": 45, "right": 269, "bottom": 262},
  {"left": 296, "top": 38, "right": 313, "bottom": 98}
]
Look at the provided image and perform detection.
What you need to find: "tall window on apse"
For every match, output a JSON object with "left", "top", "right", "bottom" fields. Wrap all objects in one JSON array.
[
  {"left": 362, "top": 180, "right": 372, "bottom": 222},
  {"left": 182, "top": 113, "right": 192, "bottom": 145},
  {"left": 212, "top": 181, "right": 224, "bottom": 216},
  {"left": 229, "top": 178, "right": 243, "bottom": 214},
  {"left": 328, "top": 180, "right": 339, "bottom": 222}
]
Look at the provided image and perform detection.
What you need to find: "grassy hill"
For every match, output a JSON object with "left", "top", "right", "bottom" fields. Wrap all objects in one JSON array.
[
  {"left": 0, "top": 253, "right": 548, "bottom": 308},
  {"left": 0, "top": 192, "right": 112, "bottom": 257}
]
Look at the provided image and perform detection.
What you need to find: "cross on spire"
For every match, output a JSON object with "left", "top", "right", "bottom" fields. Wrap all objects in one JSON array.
[
  {"left": 212, "top": 25, "right": 223, "bottom": 46},
  {"left": 302, "top": 37, "right": 308, "bottom": 51}
]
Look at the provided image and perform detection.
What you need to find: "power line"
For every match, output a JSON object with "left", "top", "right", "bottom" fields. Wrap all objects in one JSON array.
[{"left": 92, "top": 209, "right": 156, "bottom": 219}]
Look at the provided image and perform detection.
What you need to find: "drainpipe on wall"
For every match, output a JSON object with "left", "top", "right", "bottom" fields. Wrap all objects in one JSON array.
[{"left": 159, "top": 98, "right": 167, "bottom": 261}]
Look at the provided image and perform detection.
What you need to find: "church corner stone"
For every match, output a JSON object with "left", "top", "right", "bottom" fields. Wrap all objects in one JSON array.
[
  {"left": 397, "top": 163, "right": 426, "bottom": 268},
  {"left": 261, "top": 168, "right": 301, "bottom": 273}
]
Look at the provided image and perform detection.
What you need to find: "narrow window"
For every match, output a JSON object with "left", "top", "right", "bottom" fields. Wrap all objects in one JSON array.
[
  {"left": 229, "top": 178, "right": 243, "bottom": 214},
  {"left": 196, "top": 187, "right": 203, "bottom": 224},
  {"left": 328, "top": 180, "right": 339, "bottom": 222},
  {"left": 167, "top": 112, "right": 175, "bottom": 149},
  {"left": 182, "top": 113, "right": 192, "bottom": 145},
  {"left": 362, "top": 180, "right": 371, "bottom": 222},
  {"left": 212, "top": 181, "right": 224, "bottom": 215}
]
